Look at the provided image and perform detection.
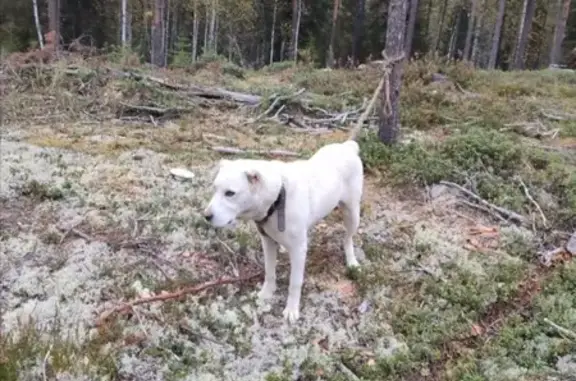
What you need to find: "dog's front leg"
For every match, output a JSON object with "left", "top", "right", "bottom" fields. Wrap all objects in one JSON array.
[
  {"left": 258, "top": 234, "right": 278, "bottom": 300},
  {"left": 283, "top": 239, "right": 307, "bottom": 323}
]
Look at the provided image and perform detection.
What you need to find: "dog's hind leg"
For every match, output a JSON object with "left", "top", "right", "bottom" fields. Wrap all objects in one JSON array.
[{"left": 341, "top": 203, "right": 360, "bottom": 268}]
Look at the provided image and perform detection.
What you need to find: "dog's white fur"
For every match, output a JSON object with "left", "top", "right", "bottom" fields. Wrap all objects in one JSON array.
[{"left": 203, "top": 140, "right": 363, "bottom": 323}]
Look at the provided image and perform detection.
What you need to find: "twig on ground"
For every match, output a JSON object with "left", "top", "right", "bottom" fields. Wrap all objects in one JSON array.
[
  {"left": 96, "top": 272, "right": 262, "bottom": 325},
  {"left": 456, "top": 199, "right": 507, "bottom": 223},
  {"left": 211, "top": 145, "right": 300, "bottom": 158},
  {"left": 517, "top": 177, "right": 548, "bottom": 228},
  {"left": 42, "top": 344, "right": 53, "bottom": 381},
  {"left": 440, "top": 181, "right": 526, "bottom": 225},
  {"left": 58, "top": 226, "right": 93, "bottom": 244},
  {"left": 543, "top": 318, "right": 576, "bottom": 340}
]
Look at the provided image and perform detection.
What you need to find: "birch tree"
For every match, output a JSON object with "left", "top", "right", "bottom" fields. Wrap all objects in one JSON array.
[
  {"left": 269, "top": 0, "right": 277, "bottom": 65},
  {"left": 120, "top": 0, "right": 129, "bottom": 47},
  {"left": 32, "top": 0, "right": 44, "bottom": 49}
]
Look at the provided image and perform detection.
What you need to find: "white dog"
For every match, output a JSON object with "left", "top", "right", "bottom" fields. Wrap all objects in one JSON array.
[{"left": 203, "top": 138, "right": 363, "bottom": 323}]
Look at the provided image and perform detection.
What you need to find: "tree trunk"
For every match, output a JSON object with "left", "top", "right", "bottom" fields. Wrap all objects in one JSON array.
[
  {"left": 269, "top": 0, "right": 277, "bottom": 65},
  {"left": 32, "top": 0, "right": 44, "bottom": 49},
  {"left": 463, "top": 0, "right": 477, "bottom": 60},
  {"left": 448, "top": 6, "right": 461, "bottom": 59},
  {"left": 209, "top": 0, "right": 217, "bottom": 53},
  {"left": 290, "top": 0, "right": 301, "bottom": 61},
  {"left": 434, "top": 0, "right": 449, "bottom": 53},
  {"left": 48, "top": 0, "right": 61, "bottom": 52},
  {"left": 512, "top": 0, "right": 537, "bottom": 69},
  {"left": 378, "top": 0, "right": 408, "bottom": 145},
  {"left": 326, "top": 0, "right": 341, "bottom": 67},
  {"left": 549, "top": 0, "right": 572, "bottom": 66},
  {"left": 471, "top": 0, "right": 484, "bottom": 65},
  {"left": 487, "top": 0, "right": 506, "bottom": 69},
  {"left": 352, "top": 0, "right": 365, "bottom": 65},
  {"left": 121, "top": 0, "right": 128, "bottom": 47},
  {"left": 192, "top": 0, "right": 199, "bottom": 61},
  {"left": 151, "top": 0, "right": 166, "bottom": 66},
  {"left": 204, "top": 3, "right": 209, "bottom": 53},
  {"left": 405, "top": 0, "right": 418, "bottom": 57}
]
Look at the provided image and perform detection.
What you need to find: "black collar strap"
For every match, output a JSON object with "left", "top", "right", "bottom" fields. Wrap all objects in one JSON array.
[{"left": 255, "top": 185, "right": 286, "bottom": 235}]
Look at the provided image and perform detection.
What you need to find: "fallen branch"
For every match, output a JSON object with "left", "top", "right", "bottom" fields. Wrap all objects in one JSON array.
[
  {"left": 440, "top": 181, "right": 527, "bottom": 225},
  {"left": 540, "top": 109, "right": 576, "bottom": 122},
  {"left": 538, "top": 247, "right": 565, "bottom": 267},
  {"left": 543, "top": 318, "right": 576, "bottom": 340},
  {"left": 118, "top": 102, "right": 192, "bottom": 118},
  {"left": 96, "top": 272, "right": 262, "bottom": 325},
  {"left": 211, "top": 145, "right": 300, "bottom": 158}
]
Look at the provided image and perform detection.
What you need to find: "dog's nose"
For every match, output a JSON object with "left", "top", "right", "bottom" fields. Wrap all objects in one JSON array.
[{"left": 203, "top": 210, "right": 213, "bottom": 222}]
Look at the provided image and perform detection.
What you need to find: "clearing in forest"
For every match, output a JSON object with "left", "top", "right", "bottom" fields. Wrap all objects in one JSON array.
[{"left": 1, "top": 57, "right": 576, "bottom": 381}]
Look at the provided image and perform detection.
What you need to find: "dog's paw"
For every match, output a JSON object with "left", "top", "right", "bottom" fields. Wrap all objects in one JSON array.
[
  {"left": 282, "top": 306, "right": 300, "bottom": 324},
  {"left": 257, "top": 282, "right": 276, "bottom": 300}
]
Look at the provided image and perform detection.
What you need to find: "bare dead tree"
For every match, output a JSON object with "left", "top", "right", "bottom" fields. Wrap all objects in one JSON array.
[
  {"left": 512, "top": 0, "right": 537, "bottom": 69},
  {"left": 487, "top": 0, "right": 506, "bottom": 69},
  {"left": 378, "top": 0, "right": 408, "bottom": 144},
  {"left": 151, "top": 0, "right": 166, "bottom": 66},
  {"left": 549, "top": 0, "right": 572, "bottom": 66},
  {"left": 405, "top": 0, "right": 419, "bottom": 57},
  {"left": 32, "top": 0, "right": 44, "bottom": 49},
  {"left": 327, "top": 0, "right": 341, "bottom": 67}
]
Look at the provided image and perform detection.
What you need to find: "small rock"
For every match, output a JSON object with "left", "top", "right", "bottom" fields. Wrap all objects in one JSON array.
[{"left": 170, "top": 167, "right": 195, "bottom": 180}]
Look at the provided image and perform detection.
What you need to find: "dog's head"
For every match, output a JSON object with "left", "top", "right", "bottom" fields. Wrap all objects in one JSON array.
[{"left": 203, "top": 159, "right": 277, "bottom": 228}]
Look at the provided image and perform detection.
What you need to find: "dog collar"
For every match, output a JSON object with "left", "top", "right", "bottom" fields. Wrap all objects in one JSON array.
[{"left": 255, "top": 185, "right": 286, "bottom": 234}]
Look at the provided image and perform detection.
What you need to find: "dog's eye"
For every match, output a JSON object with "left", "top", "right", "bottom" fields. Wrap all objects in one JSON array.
[{"left": 224, "top": 190, "right": 235, "bottom": 197}]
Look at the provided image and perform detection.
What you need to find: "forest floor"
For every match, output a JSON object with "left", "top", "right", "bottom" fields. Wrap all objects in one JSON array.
[{"left": 1, "top": 55, "right": 576, "bottom": 381}]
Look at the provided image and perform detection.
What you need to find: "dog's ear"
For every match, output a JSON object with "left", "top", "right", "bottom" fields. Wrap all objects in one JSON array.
[{"left": 245, "top": 169, "right": 260, "bottom": 185}]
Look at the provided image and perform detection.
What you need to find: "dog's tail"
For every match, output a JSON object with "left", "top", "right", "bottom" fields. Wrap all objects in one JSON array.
[
  {"left": 347, "top": 75, "right": 386, "bottom": 141},
  {"left": 343, "top": 140, "right": 360, "bottom": 155}
]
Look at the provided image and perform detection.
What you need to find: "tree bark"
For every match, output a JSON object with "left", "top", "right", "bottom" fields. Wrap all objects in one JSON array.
[
  {"left": 352, "top": 0, "right": 365, "bottom": 65},
  {"left": 269, "top": 0, "right": 277, "bottom": 65},
  {"left": 151, "top": 0, "right": 166, "bottom": 66},
  {"left": 327, "top": 0, "right": 341, "bottom": 67},
  {"left": 192, "top": 0, "right": 199, "bottom": 61},
  {"left": 463, "top": 0, "right": 477, "bottom": 60},
  {"left": 209, "top": 0, "right": 217, "bottom": 53},
  {"left": 512, "top": 0, "right": 537, "bottom": 69},
  {"left": 405, "top": 0, "right": 419, "bottom": 57},
  {"left": 290, "top": 0, "right": 301, "bottom": 61},
  {"left": 487, "top": 0, "right": 506, "bottom": 69},
  {"left": 549, "top": 0, "right": 572, "bottom": 66},
  {"left": 47, "top": 0, "right": 61, "bottom": 52},
  {"left": 378, "top": 0, "right": 408, "bottom": 145}
]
